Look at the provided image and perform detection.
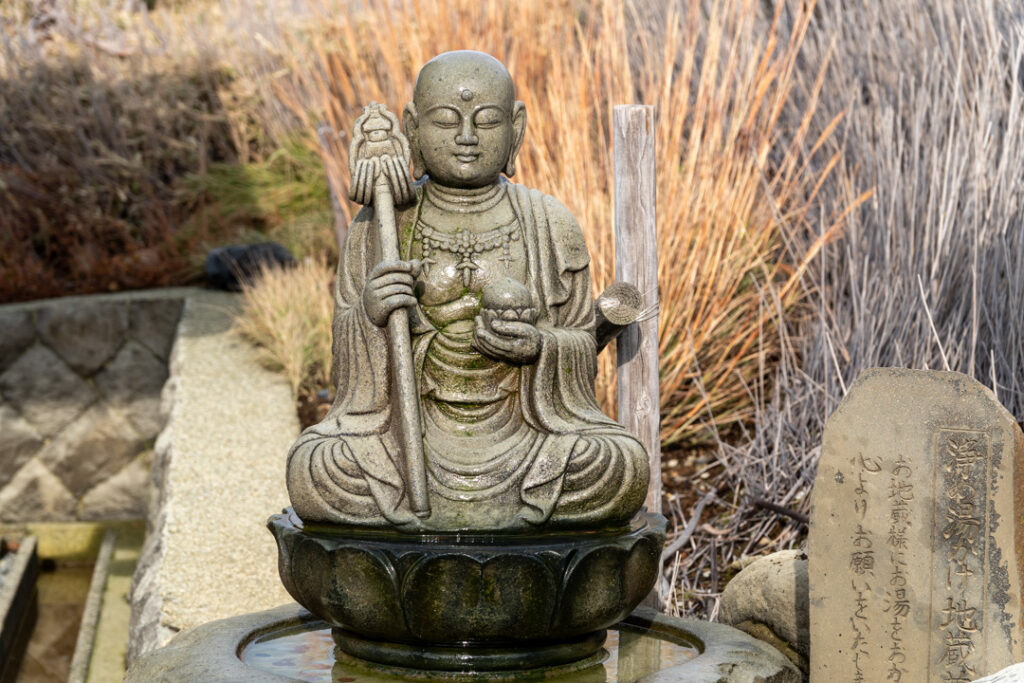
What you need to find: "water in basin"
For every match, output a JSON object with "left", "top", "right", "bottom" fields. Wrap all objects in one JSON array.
[{"left": 241, "top": 623, "right": 699, "bottom": 682}]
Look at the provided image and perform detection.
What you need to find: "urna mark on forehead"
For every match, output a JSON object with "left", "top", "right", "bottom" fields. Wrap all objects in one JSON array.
[{"left": 413, "top": 51, "right": 516, "bottom": 111}]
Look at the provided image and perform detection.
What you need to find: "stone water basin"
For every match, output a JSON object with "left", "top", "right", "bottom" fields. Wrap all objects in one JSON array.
[
  {"left": 125, "top": 604, "right": 801, "bottom": 682},
  {"left": 242, "top": 620, "right": 698, "bottom": 681}
]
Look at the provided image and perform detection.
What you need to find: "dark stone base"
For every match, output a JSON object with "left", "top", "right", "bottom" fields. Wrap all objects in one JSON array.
[{"left": 268, "top": 508, "right": 667, "bottom": 672}]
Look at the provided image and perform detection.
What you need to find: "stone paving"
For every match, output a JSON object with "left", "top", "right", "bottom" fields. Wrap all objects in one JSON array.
[{"left": 127, "top": 291, "right": 295, "bottom": 663}]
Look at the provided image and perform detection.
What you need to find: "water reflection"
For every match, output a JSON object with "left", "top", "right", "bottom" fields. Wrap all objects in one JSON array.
[{"left": 241, "top": 623, "right": 697, "bottom": 682}]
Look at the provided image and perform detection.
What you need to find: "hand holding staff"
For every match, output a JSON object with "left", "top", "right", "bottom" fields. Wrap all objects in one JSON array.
[{"left": 349, "top": 103, "right": 430, "bottom": 519}]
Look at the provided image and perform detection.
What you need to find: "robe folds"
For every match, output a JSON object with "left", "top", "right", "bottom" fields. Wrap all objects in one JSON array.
[{"left": 286, "top": 181, "right": 648, "bottom": 531}]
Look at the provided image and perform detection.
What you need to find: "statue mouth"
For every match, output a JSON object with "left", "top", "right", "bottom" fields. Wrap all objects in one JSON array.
[{"left": 454, "top": 153, "right": 480, "bottom": 163}]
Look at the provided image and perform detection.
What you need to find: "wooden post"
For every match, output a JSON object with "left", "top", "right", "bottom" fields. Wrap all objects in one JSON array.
[
  {"left": 614, "top": 105, "right": 661, "bottom": 611},
  {"left": 613, "top": 105, "right": 661, "bottom": 515}
]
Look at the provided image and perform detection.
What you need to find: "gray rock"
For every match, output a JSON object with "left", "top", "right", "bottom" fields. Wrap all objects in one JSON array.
[
  {"left": 130, "top": 300, "right": 183, "bottom": 361},
  {"left": 38, "top": 402, "right": 145, "bottom": 498},
  {"left": 0, "top": 310, "right": 35, "bottom": 373},
  {"left": 0, "top": 459, "right": 76, "bottom": 522},
  {"left": 0, "top": 344, "right": 97, "bottom": 437},
  {"left": 79, "top": 450, "right": 154, "bottom": 520},
  {"left": 94, "top": 340, "right": 169, "bottom": 438},
  {"left": 37, "top": 300, "right": 127, "bottom": 375},
  {"left": 0, "top": 403, "right": 44, "bottom": 489},
  {"left": 719, "top": 549, "right": 809, "bottom": 674}
]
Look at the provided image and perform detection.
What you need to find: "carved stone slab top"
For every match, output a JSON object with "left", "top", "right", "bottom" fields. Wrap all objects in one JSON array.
[{"left": 809, "top": 368, "right": 1024, "bottom": 683}]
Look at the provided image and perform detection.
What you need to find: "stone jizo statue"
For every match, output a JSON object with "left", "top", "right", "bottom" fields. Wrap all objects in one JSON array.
[{"left": 287, "top": 50, "right": 648, "bottom": 532}]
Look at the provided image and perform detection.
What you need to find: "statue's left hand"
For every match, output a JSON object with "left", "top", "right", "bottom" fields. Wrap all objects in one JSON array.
[{"left": 472, "top": 316, "right": 542, "bottom": 365}]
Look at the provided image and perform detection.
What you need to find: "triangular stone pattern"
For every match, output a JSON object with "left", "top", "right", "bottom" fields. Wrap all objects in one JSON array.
[{"left": 0, "top": 296, "right": 183, "bottom": 522}]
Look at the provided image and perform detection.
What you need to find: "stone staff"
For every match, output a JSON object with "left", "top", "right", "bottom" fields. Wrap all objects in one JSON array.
[{"left": 347, "top": 102, "right": 429, "bottom": 518}]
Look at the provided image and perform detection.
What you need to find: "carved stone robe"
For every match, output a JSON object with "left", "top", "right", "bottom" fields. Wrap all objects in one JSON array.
[{"left": 286, "top": 181, "right": 648, "bottom": 531}]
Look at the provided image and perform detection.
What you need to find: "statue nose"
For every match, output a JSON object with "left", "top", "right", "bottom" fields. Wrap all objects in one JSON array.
[{"left": 456, "top": 121, "right": 479, "bottom": 146}]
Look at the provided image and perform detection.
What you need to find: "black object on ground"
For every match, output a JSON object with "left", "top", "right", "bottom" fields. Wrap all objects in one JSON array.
[{"left": 205, "top": 243, "right": 296, "bottom": 292}]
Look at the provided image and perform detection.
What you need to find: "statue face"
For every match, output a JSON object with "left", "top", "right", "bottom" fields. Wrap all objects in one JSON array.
[{"left": 405, "top": 51, "right": 526, "bottom": 188}]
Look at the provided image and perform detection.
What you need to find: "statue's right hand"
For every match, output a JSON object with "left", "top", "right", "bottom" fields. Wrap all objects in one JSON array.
[{"left": 362, "top": 260, "right": 422, "bottom": 327}]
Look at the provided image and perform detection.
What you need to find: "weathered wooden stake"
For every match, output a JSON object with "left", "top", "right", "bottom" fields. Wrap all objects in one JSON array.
[
  {"left": 615, "top": 106, "right": 661, "bottom": 613},
  {"left": 614, "top": 105, "right": 661, "bottom": 519}
]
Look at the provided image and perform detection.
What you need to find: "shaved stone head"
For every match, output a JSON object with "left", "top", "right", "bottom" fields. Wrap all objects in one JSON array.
[
  {"left": 404, "top": 51, "right": 527, "bottom": 187},
  {"left": 413, "top": 51, "right": 516, "bottom": 112}
]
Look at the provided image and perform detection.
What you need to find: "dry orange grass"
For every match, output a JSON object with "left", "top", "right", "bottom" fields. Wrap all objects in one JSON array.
[
  {"left": 269, "top": 0, "right": 844, "bottom": 445},
  {"left": 235, "top": 256, "right": 335, "bottom": 396},
  {"left": 3, "top": 0, "right": 846, "bottom": 446}
]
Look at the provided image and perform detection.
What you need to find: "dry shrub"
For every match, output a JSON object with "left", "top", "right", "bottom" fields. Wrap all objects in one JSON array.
[
  {"left": 270, "top": 0, "right": 842, "bottom": 446},
  {"left": 792, "top": 0, "right": 1024, "bottom": 417},
  {"left": 235, "top": 256, "right": 334, "bottom": 396},
  {"left": 0, "top": 8, "right": 240, "bottom": 300},
  {"left": 668, "top": 0, "right": 1024, "bottom": 617},
  {"left": 0, "top": 0, "right": 313, "bottom": 302}
]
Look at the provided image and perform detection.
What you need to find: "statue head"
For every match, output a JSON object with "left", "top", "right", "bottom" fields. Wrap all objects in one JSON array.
[{"left": 403, "top": 51, "right": 527, "bottom": 188}]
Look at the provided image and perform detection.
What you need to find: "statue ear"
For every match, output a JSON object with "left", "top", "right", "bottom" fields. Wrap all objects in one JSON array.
[
  {"left": 402, "top": 102, "right": 426, "bottom": 180},
  {"left": 505, "top": 101, "right": 527, "bottom": 178}
]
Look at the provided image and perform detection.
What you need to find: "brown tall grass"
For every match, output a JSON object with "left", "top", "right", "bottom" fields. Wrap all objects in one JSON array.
[
  {"left": 269, "top": 0, "right": 843, "bottom": 446},
  {"left": 2, "top": 0, "right": 841, "bottom": 444},
  {"left": 666, "top": 0, "right": 1024, "bottom": 618},
  {"left": 234, "top": 256, "right": 334, "bottom": 396}
]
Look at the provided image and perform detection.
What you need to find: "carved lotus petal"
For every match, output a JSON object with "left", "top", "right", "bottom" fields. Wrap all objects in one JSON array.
[
  {"left": 403, "top": 553, "right": 556, "bottom": 642},
  {"left": 552, "top": 535, "right": 661, "bottom": 637},
  {"left": 269, "top": 511, "right": 666, "bottom": 649}
]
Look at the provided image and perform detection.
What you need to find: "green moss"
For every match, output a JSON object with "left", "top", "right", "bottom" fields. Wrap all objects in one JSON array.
[{"left": 178, "top": 136, "right": 336, "bottom": 261}]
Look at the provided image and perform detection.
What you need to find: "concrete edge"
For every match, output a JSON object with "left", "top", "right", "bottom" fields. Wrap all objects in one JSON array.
[
  {"left": 0, "top": 537, "right": 39, "bottom": 681},
  {"left": 0, "top": 287, "right": 201, "bottom": 315},
  {"left": 68, "top": 529, "right": 117, "bottom": 683},
  {"left": 624, "top": 607, "right": 802, "bottom": 682},
  {"left": 0, "top": 537, "right": 37, "bottom": 624},
  {"left": 124, "top": 604, "right": 314, "bottom": 683},
  {"left": 126, "top": 289, "right": 294, "bottom": 665},
  {"left": 125, "top": 315, "right": 186, "bottom": 665}
]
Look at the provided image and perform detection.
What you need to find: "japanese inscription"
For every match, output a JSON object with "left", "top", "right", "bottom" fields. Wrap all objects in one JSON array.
[
  {"left": 886, "top": 452, "right": 912, "bottom": 681},
  {"left": 933, "top": 430, "right": 988, "bottom": 683},
  {"left": 809, "top": 369, "right": 1024, "bottom": 683}
]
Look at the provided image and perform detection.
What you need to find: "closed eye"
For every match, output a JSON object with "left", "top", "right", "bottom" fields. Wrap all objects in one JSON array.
[
  {"left": 429, "top": 107, "right": 461, "bottom": 129},
  {"left": 474, "top": 107, "right": 505, "bottom": 129}
]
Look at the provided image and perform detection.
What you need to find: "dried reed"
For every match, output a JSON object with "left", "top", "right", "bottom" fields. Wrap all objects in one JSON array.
[
  {"left": 269, "top": 0, "right": 841, "bottom": 446},
  {"left": 235, "top": 256, "right": 334, "bottom": 396},
  {"left": 668, "top": 0, "right": 1024, "bottom": 617}
]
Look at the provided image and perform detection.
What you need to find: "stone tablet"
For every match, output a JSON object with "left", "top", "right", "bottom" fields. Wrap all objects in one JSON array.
[{"left": 809, "top": 368, "right": 1024, "bottom": 683}]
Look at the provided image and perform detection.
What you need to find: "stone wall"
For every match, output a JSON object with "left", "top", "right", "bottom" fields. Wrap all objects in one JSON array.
[{"left": 0, "top": 290, "right": 190, "bottom": 522}]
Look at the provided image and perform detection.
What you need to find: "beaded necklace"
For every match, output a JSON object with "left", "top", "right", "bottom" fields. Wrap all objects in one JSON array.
[{"left": 415, "top": 219, "right": 520, "bottom": 287}]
